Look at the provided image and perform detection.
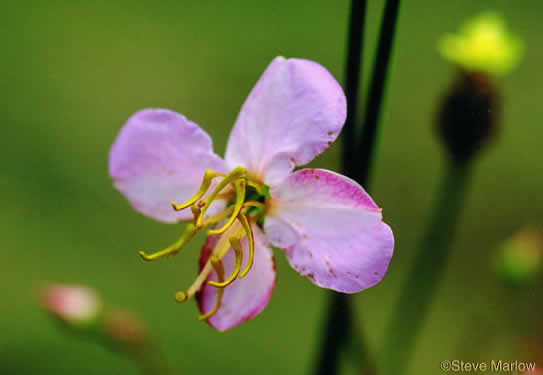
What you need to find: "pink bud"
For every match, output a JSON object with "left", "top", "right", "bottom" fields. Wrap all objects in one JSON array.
[{"left": 41, "top": 284, "right": 101, "bottom": 324}]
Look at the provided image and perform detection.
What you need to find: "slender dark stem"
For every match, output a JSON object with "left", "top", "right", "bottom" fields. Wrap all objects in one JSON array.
[
  {"left": 342, "top": 0, "right": 368, "bottom": 178},
  {"left": 314, "top": 1, "right": 403, "bottom": 374},
  {"left": 382, "top": 160, "right": 472, "bottom": 375},
  {"left": 314, "top": 293, "right": 352, "bottom": 375},
  {"left": 355, "top": 0, "right": 401, "bottom": 187},
  {"left": 313, "top": 2, "right": 367, "bottom": 375}
]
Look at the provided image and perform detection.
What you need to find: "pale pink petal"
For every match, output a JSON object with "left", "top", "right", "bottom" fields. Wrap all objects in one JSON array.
[
  {"left": 224, "top": 57, "right": 346, "bottom": 186},
  {"left": 41, "top": 284, "right": 101, "bottom": 324},
  {"left": 109, "top": 109, "right": 227, "bottom": 223},
  {"left": 264, "top": 169, "right": 394, "bottom": 293},
  {"left": 197, "top": 225, "right": 276, "bottom": 332}
]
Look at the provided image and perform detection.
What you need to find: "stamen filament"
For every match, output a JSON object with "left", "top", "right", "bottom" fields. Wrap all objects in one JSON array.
[
  {"left": 174, "top": 227, "right": 236, "bottom": 303},
  {"left": 201, "top": 205, "right": 235, "bottom": 228},
  {"left": 171, "top": 170, "right": 225, "bottom": 211},
  {"left": 243, "top": 201, "right": 266, "bottom": 210},
  {"left": 175, "top": 261, "right": 212, "bottom": 303},
  {"left": 144, "top": 166, "right": 267, "bottom": 319},
  {"left": 196, "top": 166, "right": 246, "bottom": 227},
  {"left": 197, "top": 259, "right": 225, "bottom": 320},
  {"left": 208, "top": 180, "right": 246, "bottom": 235},
  {"left": 139, "top": 223, "right": 198, "bottom": 261},
  {"left": 207, "top": 237, "right": 243, "bottom": 288},
  {"left": 237, "top": 213, "right": 254, "bottom": 279},
  {"left": 190, "top": 204, "right": 201, "bottom": 221}
]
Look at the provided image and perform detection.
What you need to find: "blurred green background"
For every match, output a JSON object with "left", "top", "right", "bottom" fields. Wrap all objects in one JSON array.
[{"left": 2, "top": 0, "right": 542, "bottom": 374}]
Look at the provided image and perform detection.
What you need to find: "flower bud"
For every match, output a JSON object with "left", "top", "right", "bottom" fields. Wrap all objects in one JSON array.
[
  {"left": 41, "top": 284, "right": 102, "bottom": 325},
  {"left": 494, "top": 229, "right": 543, "bottom": 285},
  {"left": 436, "top": 12, "right": 523, "bottom": 164},
  {"left": 438, "top": 11, "right": 523, "bottom": 76},
  {"left": 437, "top": 71, "right": 499, "bottom": 163}
]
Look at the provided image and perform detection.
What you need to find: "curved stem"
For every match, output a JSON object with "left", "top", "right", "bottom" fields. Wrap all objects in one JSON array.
[
  {"left": 342, "top": 0, "right": 368, "bottom": 178},
  {"left": 382, "top": 160, "right": 472, "bottom": 375},
  {"left": 314, "top": 1, "right": 402, "bottom": 374},
  {"left": 354, "top": 0, "right": 402, "bottom": 186},
  {"left": 314, "top": 293, "right": 352, "bottom": 375},
  {"left": 314, "top": 1, "right": 368, "bottom": 375}
]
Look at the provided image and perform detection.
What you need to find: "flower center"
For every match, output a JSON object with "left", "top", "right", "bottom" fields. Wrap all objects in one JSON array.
[{"left": 138, "top": 166, "right": 269, "bottom": 320}]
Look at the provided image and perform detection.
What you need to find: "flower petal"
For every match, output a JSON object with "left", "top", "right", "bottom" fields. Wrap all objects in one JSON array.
[
  {"left": 264, "top": 169, "right": 394, "bottom": 293},
  {"left": 109, "top": 109, "right": 227, "bottom": 223},
  {"left": 224, "top": 57, "right": 347, "bottom": 186},
  {"left": 197, "top": 224, "right": 276, "bottom": 331}
]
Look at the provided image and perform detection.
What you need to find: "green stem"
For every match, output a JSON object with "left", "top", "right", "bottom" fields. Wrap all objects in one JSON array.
[
  {"left": 354, "top": 0, "right": 402, "bottom": 186},
  {"left": 342, "top": 0, "right": 368, "bottom": 178},
  {"left": 382, "top": 160, "right": 472, "bottom": 375},
  {"left": 314, "top": 293, "right": 353, "bottom": 375},
  {"left": 313, "top": 2, "right": 367, "bottom": 375},
  {"left": 314, "top": 1, "right": 402, "bottom": 374}
]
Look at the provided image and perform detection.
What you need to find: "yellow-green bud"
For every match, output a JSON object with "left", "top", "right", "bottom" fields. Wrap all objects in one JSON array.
[
  {"left": 495, "top": 229, "right": 543, "bottom": 285},
  {"left": 438, "top": 11, "right": 523, "bottom": 76}
]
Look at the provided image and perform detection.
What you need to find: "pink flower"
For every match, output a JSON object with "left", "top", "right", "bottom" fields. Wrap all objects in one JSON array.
[
  {"left": 41, "top": 284, "right": 101, "bottom": 324},
  {"left": 109, "top": 57, "right": 394, "bottom": 331}
]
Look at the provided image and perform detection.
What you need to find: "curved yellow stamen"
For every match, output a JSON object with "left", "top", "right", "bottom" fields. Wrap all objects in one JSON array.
[
  {"left": 243, "top": 201, "right": 266, "bottom": 210},
  {"left": 201, "top": 205, "right": 235, "bottom": 228},
  {"left": 237, "top": 213, "right": 254, "bottom": 279},
  {"left": 196, "top": 166, "right": 246, "bottom": 227},
  {"left": 197, "top": 259, "right": 225, "bottom": 320},
  {"left": 171, "top": 170, "right": 225, "bottom": 211},
  {"left": 140, "top": 165, "right": 269, "bottom": 320},
  {"left": 175, "top": 261, "right": 212, "bottom": 303},
  {"left": 208, "top": 180, "right": 246, "bottom": 235},
  {"left": 139, "top": 223, "right": 198, "bottom": 261},
  {"left": 207, "top": 237, "right": 243, "bottom": 288},
  {"left": 190, "top": 204, "right": 201, "bottom": 221},
  {"left": 173, "top": 226, "right": 237, "bottom": 303}
]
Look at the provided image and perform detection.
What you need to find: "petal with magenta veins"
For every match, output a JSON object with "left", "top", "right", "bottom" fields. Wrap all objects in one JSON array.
[
  {"left": 109, "top": 109, "right": 227, "bottom": 223},
  {"left": 197, "top": 224, "right": 276, "bottom": 332},
  {"left": 264, "top": 169, "right": 394, "bottom": 293},
  {"left": 225, "top": 57, "right": 347, "bottom": 186}
]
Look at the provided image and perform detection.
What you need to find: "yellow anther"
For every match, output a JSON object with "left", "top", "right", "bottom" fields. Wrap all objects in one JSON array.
[
  {"left": 237, "top": 213, "right": 254, "bottom": 279},
  {"left": 196, "top": 166, "right": 247, "bottom": 227},
  {"left": 171, "top": 170, "right": 225, "bottom": 211},
  {"left": 173, "top": 228, "right": 235, "bottom": 305},
  {"left": 139, "top": 223, "right": 198, "bottom": 261},
  {"left": 208, "top": 180, "right": 246, "bottom": 235},
  {"left": 207, "top": 237, "right": 243, "bottom": 288},
  {"left": 174, "top": 291, "right": 188, "bottom": 303},
  {"left": 175, "top": 261, "right": 213, "bottom": 304},
  {"left": 198, "top": 258, "right": 225, "bottom": 320}
]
